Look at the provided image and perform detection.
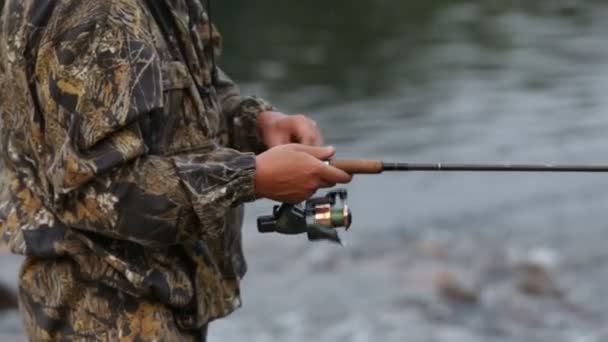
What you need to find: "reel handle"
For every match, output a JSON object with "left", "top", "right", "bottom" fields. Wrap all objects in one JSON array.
[{"left": 257, "top": 214, "right": 278, "bottom": 233}]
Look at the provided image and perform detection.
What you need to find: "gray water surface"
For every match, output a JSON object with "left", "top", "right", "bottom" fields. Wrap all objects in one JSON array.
[
  {"left": 210, "top": 1, "right": 608, "bottom": 341},
  {"left": 5, "top": 1, "right": 608, "bottom": 341}
]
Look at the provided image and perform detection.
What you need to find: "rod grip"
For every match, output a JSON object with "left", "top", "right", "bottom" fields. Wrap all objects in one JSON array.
[{"left": 329, "top": 159, "right": 384, "bottom": 174}]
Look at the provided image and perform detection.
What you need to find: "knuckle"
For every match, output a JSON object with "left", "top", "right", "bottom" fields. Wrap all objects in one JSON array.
[
  {"left": 303, "top": 135, "right": 316, "bottom": 144},
  {"left": 294, "top": 114, "right": 309, "bottom": 123}
]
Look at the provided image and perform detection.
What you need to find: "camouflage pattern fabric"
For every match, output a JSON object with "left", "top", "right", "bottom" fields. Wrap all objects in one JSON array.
[
  {"left": 19, "top": 257, "right": 206, "bottom": 341},
  {"left": 0, "top": 0, "right": 273, "bottom": 339}
]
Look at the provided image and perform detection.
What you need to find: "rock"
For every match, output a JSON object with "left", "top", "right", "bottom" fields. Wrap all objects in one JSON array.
[
  {"left": 436, "top": 271, "right": 479, "bottom": 304},
  {"left": 517, "top": 264, "right": 563, "bottom": 297},
  {"left": 526, "top": 247, "right": 559, "bottom": 270},
  {"left": 508, "top": 246, "right": 559, "bottom": 270}
]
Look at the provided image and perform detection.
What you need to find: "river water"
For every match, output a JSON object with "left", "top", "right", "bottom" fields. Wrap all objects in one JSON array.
[{"left": 4, "top": 0, "right": 608, "bottom": 341}]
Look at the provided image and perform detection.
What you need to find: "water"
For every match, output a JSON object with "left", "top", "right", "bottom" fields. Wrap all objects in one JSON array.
[{"left": 5, "top": 1, "right": 608, "bottom": 341}]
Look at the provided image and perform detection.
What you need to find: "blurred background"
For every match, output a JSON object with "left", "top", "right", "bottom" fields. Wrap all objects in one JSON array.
[{"left": 4, "top": 0, "right": 608, "bottom": 341}]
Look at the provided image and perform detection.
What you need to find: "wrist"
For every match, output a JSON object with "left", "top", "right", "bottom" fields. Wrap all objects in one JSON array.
[
  {"left": 230, "top": 97, "right": 274, "bottom": 154},
  {"left": 253, "top": 153, "right": 270, "bottom": 200}
]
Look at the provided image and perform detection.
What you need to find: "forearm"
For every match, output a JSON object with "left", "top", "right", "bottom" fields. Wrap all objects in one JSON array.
[{"left": 54, "top": 147, "right": 256, "bottom": 248}]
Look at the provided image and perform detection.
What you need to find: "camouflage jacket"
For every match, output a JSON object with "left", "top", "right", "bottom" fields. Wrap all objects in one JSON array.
[{"left": 0, "top": 0, "right": 272, "bottom": 330}]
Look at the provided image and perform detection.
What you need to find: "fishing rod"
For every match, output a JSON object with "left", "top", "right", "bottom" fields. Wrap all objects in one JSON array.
[
  {"left": 257, "top": 159, "right": 608, "bottom": 243},
  {"left": 329, "top": 159, "right": 608, "bottom": 173}
]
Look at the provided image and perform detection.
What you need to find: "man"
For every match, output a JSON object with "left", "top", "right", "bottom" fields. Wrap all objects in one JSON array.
[{"left": 0, "top": 0, "right": 352, "bottom": 340}]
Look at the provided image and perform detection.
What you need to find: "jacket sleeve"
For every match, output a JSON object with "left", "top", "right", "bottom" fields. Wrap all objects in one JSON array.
[
  {"left": 214, "top": 67, "right": 274, "bottom": 154},
  {"left": 35, "top": 12, "right": 256, "bottom": 248}
]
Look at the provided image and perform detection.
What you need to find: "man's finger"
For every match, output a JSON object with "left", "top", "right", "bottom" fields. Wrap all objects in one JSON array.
[
  {"left": 292, "top": 123, "right": 323, "bottom": 146},
  {"left": 318, "top": 180, "right": 336, "bottom": 188},
  {"left": 291, "top": 145, "right": 335, "bottom": 160},
  {"left": 298, "top": 133, "right": 322, "bottom": 146},
  {"left": 309, "top": 129, "right": 324, "bottom": 146},
  {"left": 319, "top": 164, "right": 353, "bottom": 184},
  {"left": 265, "top": 134, "right": 290, "bottom": 148}
]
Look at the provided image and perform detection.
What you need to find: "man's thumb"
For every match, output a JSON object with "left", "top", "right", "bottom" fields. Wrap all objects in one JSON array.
[{"left": 292, "top": 144, "right": 336, "bottom": 160}]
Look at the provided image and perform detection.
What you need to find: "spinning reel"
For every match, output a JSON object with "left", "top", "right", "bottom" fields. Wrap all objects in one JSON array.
[{"left": 257, "top": 189, "right": 352, "bottom": 244}]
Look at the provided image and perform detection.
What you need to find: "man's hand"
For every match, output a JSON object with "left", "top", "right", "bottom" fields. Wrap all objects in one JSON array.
[
  {"left": 257, "top": 111, "right": 323, "bottom": 147},
  {"left": 255, "top": 144, "right": 352, "bottom": 204}
]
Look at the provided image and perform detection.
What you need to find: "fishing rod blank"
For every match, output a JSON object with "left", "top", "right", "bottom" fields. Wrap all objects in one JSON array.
[{"left": 329, "top": 160, "right": 608, "bottom": 174}]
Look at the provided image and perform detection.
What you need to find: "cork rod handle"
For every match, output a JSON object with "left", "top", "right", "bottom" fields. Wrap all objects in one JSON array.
[{"left": 329, "top": 159, "right": 384, "bottom": 174}]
